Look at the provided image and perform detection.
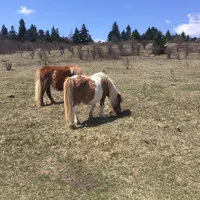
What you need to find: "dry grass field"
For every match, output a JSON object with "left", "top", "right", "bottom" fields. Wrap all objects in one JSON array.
[{"left": 0, "top": 49, "right": 200, "bottom": 199}]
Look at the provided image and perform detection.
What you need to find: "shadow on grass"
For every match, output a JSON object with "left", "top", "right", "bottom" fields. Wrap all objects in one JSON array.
[
  {"left": 43, "top": 101, "right": 64, "bottom": 107},
  {"left": 77, "top": 109, "right": 131, "bottom": 129}
]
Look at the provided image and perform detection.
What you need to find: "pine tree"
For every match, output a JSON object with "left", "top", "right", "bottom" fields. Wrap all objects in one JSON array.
[
  {"left": 186, "top": 35, "right": 190, "bottom": 41},
  {"left": 152, "top": 31, "right": 166, "bottom": 55},
  {"left": 18, "top": 19, "right": 26, "bottom": 41},
  {"left": 51, "top": 26, "right": 60, "bottom": 41},
  {"left": 8, "top": 25, "right": 17, "bottom": 40},
  {"left": 26, "top": 24, "right": 38, "bottom": 42},
  {"left": 107, "top": 21, "right": 121, "bottom": 42},
  {"left": 181, "top": 31, "right": 186, "bottom": 40},
  {"left": 1, "top": 25, "right": 8, "bottom": 37},
  {"left": 165, "top": 30, "right": 172, "bottom": 41},
  {"left": 144, "top": 26, "right": 159, "bottom": 40},
  {"left": 55, "top": 28, "right": 60, "bottom": 40},
  {"left": 121, "top": 30, "right": 126, "bottom": 41},
  {"left": 38, "top": 29, "right": 45, "bottom": 40},
  {"left": 45, "top": 30, "right": 51, "bottom": 42},
  {"left": 125, "top": 25, "right": 131, "bottom": 40},
  {"left": 132, "top": 29, "right": 140, "bottom": 41},
  {"left": 79, "top": 24, "right": 92, "bottom": 44},
  {"left": 107, "top": 31, "right": 113, "bottom": 42},
  {"left": 72, "top": 28, "right": 81, "bottom": 44}
]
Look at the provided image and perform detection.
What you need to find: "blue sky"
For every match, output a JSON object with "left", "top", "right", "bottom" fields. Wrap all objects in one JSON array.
[{"left": 1, "top": 0, "right": 200, "bottom": 41}]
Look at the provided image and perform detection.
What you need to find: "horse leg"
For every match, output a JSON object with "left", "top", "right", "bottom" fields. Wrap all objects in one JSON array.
[
  {"left": 89, "top": 104, "right": 95, "bottom": 120},
  {"left": 73, "top": 105, "right": 81, "bottom": 125},
  {"left": 40, "top": 79, "right": 49, "bottom": 106},
  {"left": 40, "top": 88, "right": 45, "bottom": 106},
  {"left": 99, "top": 105, "right": 105, "bottom": 118},
  {"left": 46, "top": 86, "right": 56, "bottom": 104},
  {"left": 69, "top": 106, "right": 76, "bottom": 130},
  {"left": 99, "top": 98, "right": 105, "bottom": 117}
]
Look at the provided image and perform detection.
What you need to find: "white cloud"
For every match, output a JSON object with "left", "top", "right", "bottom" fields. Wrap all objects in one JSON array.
[
  {"left": 17, "top": 6, "right": 36, "bottom": 15},
  {"left": 94, "top": 39, "right": 105, "bottom": 43},
  {"left": 174, "top": 13, "right": 200, "bottom": 37},
  {"left": 165, "top": 20, "right": 171, "bottom": 24}
]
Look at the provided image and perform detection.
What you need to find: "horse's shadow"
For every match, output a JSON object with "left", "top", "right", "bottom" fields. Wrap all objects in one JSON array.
[
  {"left": 77, "top": 109, "right": 131, "bottom": 129},
  {"left": 43, "top": 101, "right": 64, "bottom": 106}
]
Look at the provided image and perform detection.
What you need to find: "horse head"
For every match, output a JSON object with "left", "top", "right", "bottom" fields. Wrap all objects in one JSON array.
[{"left": 112, "top": 93, "right": 122, "bottom": 115}]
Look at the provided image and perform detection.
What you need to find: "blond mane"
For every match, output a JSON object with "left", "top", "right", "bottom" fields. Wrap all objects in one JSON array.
[{"left": 68, "top": 65, "right": 82, "bottom": 75}]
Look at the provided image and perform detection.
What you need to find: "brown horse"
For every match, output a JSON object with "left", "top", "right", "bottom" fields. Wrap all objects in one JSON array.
[
  {"left": 63, "top": 72, "right": 122, "bottom": 129},
  {"left": 35, "top": 65, "right": 82, "bottom": 106}
]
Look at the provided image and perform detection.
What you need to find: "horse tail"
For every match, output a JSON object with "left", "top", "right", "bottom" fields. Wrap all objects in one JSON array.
[
  {"left": 63, "top": 77, "right": 74, "bottom": 122},
  {"left": 35, "top": 69, "right": 42, "bottom": 105}
]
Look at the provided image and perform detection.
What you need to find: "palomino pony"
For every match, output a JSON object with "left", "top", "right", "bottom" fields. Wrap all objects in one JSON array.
[
  {"left": 35, "top": 65, "right": 82, "bottom": 106},
  {"left": 63, "top": 72, "right": 122, "bottom": 129}
]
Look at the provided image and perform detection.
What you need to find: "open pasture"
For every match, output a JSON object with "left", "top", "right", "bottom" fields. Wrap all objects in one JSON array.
[{"left": 0, "top": 50, "right": 200, "bottom": 199}]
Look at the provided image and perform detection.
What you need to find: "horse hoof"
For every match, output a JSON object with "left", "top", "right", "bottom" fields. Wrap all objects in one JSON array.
[{"left": 69, "top": 124, "right": 76, "bottom": 130}]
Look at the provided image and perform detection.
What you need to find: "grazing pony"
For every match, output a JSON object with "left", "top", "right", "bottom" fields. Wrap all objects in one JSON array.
[
  {"left": 63, "top": 72, "right": 122, "bottom": 129},
  {"left": 35, "top": 65, "right": 82, "bottom": 106}
]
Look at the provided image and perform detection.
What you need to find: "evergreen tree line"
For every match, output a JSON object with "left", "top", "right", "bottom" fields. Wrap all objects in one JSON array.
[
  {"left": 0, "top": 19, "right": 198, "bottom": 46},
  {"left": 0, "top": 19, "right": 64, "bottom": 43},
  {"left": 0, "top": 19, "right": 93, "bottom": 45},
  {"left": 107, "top": 21, "right": 197, "bottom": 43}
]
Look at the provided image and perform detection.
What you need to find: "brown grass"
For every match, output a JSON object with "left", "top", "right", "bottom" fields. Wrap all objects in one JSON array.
[{"left": 0, "top": 50, "right": 200, "bottom": 199}]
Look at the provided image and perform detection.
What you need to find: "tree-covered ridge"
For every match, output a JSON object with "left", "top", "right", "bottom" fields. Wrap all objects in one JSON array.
[{"left": 0, "top": 19, "right": 198, "bottom": 45}]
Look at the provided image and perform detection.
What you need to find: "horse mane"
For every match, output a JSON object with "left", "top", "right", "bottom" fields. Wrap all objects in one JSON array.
[
  {"left": 94, "top": 72, "right": 120, "bottom": 106},
  {"left": 67, "top": 65, "right": 82, "bottom": 75}
]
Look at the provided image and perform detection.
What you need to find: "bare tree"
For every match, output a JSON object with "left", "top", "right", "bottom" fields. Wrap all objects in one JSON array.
[
  {"left": 174, "top": 36, "right": 184, "bottom": 52},
  {"left": 91, "top": 45, "right": 97, "bottom": 59},
  {"left": 37, "top": 49, "right": 48, "bottom": 65},
  {"left": 77, "top": 46, "right": 84, "bottom": 60}
]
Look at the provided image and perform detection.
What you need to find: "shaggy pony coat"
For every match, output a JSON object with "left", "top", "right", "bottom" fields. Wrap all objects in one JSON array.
[
  {"left": 35, "top": 65, "right": 82, "bottom": 106},
  {"left": 63, "top": 72, "right": 122, "bottom": 129}
]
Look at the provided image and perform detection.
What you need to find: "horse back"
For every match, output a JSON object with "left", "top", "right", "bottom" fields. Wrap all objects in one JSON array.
[
  {"left": 72, "top": 76, "right": 96, "bottom": 105},
  {"left": 52, "top": 68, "right": 72, "bottom": 90},
  {"left": 37, "top": 65, "right": 82, "bottom": 91}
]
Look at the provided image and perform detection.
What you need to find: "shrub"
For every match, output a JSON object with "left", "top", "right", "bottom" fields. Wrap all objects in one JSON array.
[
  {"left": 131, "top": 39, "right": 136, "bottom": 55},
  {"left": 97, "top": 47, "right": 107, "bottom": 59},
  {"left": 59, "top": 45, "right": 65, "bottom": 55},
  {"left": 174, "top": 36, "right": 184, "bottom": 52},
  {"left": 124, "top": 57, "right": 131, "bottom": 69},
  {"left": 37, "top": 49, "right": 48, "bottom": 65},
  {"left": 165, "top": 47, "right": 173, "bottom": 59},
  {"left": 118, "top": 42, "right": 130, "bottom": 56},
  {"left": 184, "top": 42, "right": 189, "bottom": 58},
  {"left": 2, "top": 59, "right": 12, "bottom": 70},
  {"left": 77, "top": 46, "right": 84, "bottom": 60},
  {"left": 140, "top": 40, "right": 149, "bottom": 50},
  {"left": 91, "top": 45, "right": 97, "bottom": 59},
  {"left": 107, "top": 43, "right": 120, "bottom": 59},
  {"left": 136, "top": 44, "right": 141, "bottom": 56}
]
